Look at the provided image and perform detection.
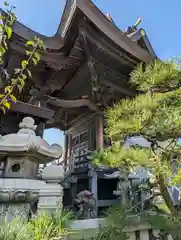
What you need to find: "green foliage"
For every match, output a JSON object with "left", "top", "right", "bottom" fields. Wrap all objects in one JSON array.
[
  {"left": 0, "top": 2, "right": 45, "bottom": 114},
  {"left": 0, "top": 210, "right": 74, "bottom": 240},
  {"left": 104, "top": 205, "right": 130, "bottom": 240},
  {"left": 106, "top": 87, "right": 181, "bottom": 141},
  {"left": 28, "top": 210, "right": 74, "bottom": 240},
  {"left": 93, "top": 205, "right": 129, "bottom": 240},
  {"left": 93, "top": 205, "right": 181, "bottom": 240},
  {"left": 141, "top": 211, "right": 181, "bottom": 238},
  {"left": 0, "top": 215, "right": 29, "bottom": 240},
  {"left": 130, "top": 60, "right": 181, "bottom": 91},
  {"left": 94, "top": 57, "right": 181, "bottom": 221},
  {"left": 93, "top": 144, "right": 153, "bottom": 168}
]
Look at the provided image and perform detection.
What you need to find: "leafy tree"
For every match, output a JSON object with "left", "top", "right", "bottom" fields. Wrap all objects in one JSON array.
[
  {"left": 94, "top": 59, "right": 181, "bottom": 239},
  {"left": 0, "top": 1, "right": 44, "bottom": 113}
]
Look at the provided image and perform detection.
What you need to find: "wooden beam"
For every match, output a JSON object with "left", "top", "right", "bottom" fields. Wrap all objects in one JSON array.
[
  {"left": 47, "top": 96, "right": 100, "bottom": 112},
  {"left": 98, "top": 199, "right": 119, "bottom": 207},
  {"left": 80, "top": 27, "right": 137, "bottom": 67},
  {"left": 10, "top": 101, "right": 54, "bottom": 120},
  {"left": 80, "top": 33, "right": 100, "bottom": 102},
  {"left": 77, "top": 0, "right": 154, "bottom": 63},
  {"left": 66, "top": 112, "right": 100, "bottom": 133},
  {"left": 103, "top": 79, "right": 135, "bottom": 96}
]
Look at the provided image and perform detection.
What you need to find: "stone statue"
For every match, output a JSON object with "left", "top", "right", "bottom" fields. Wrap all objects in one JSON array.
[{"left": 73, "top": 190, "right": 96, "bottom": 219}]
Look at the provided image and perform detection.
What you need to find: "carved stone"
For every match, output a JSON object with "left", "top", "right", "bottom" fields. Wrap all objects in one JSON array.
[
  {"left": 0, "top": 189, "right": 39, "bottom": 203},
  {"left": 73, "top": 190, "right": 97, "bottom": 219},
  {"left": 0, "top": 117, "right": 63, "bottom": 163},
  {"left": 0, "top": 117, "right": 64, "bottom": 219}
]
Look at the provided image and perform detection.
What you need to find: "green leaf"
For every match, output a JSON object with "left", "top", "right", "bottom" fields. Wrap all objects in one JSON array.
[
  {"left": 0, "top": 46, "right": 6, "bottom": 57},
  {"left": 4, "top": 86, "right": 12, "bottom": 94},
  {"left": 11, "top": 78, "right": 17, "bottom": 84},
  {"left": 21, "top": 60, "right": 28, "bottom": 70},
  {"left": 26, "top": 69, "right": 32, "bottom": 78},
  {"left": 9, "top": 12, "right": 16, "bottom": 24},
  {"left": 0, "top": 24, "right": 3, "bottom": 29},
  {"left": 2, "top": 38, "right": 8, "bottom": 50},
  {"left": 3, "top": 100, "right": 10, "bottom": 109},
  {"left": 26, "top": 50, "right": 31, "bottom": 56},
  {"left": 26, "top": 40, "right": 35, "bottom": 47},
  {"left": 32, "top": 57, "right": 38, "bottom": 65},
  {"left": 10, "top": 94, "right": 16, "bottom": 103},
  {"left": 4, "top": 1, "right": 9, "bottom": 6},
  {"left": 5, "top": 26, "right": 12, "bottom": 39},
  {"left": 18, "top": 78, "right": 25, "bottom": 87},
  {"left": 38, "top": 39, "right": 45, "bottom": 51},
  {"left": 33, "top": 52, "right": 40, "bottom": 62}
]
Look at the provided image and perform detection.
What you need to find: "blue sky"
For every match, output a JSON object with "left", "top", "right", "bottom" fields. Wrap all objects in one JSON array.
[{"left": 1, "top": 0, "right": 181, "bottom": 146}]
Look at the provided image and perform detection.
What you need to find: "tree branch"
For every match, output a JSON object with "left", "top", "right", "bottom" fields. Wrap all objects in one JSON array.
[
  {"left": 150, "top": 82, "right": 181, "bottom": 94},
  {"left": 158, "top": 175, "right": 177, "bottom": 216}
]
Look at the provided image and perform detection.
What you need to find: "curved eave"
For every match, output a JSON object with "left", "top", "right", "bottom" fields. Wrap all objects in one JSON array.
[
  {"left": 76, "top": 0, "right": 155, "bottom": 63},
  {"left": 1, "top": 0, "right": 155, "bottom": 63},
  {"left": 127, "top": 28, "right": 157, "bottom": 58},
  {"left": 0, "top": 0, "right": 77, "bottom": 49}
]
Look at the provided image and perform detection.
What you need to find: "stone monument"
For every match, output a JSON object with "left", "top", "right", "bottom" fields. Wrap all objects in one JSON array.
[
  {"left": 73, "top": 190, "right": 97, "bottom": 220},
  {"left": 0, "top": 117, "right": 64, "bottom": 220}
]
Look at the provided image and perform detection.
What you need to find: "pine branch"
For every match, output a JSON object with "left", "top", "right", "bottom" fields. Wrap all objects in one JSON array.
[{"left": 130, "top": 60, "right": 181, "bottom": 91}]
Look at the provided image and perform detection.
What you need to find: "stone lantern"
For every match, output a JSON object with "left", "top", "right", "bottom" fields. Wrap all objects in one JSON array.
[{"left": 0, "top": 117, "right": 63, "bottom": 220}]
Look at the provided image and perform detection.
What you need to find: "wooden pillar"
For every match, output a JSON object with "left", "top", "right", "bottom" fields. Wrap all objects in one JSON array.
[
  {"left": 64, "top": 134, "right": 69, "bottom": 168},
  {"left": 96, "top": 115, "right": 104, "bottom": 149},
  {"left": 36, "top": 121, "right": 45, "bottom": 137},
  {"left": 89, "top": 115, "right": 104, "bottom": 217}
]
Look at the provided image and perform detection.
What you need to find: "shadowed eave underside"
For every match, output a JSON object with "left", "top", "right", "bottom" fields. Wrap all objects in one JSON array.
[
  {"left": 0, "top": 0, "right": 157, "bottom": 131},
  {"left": 0, "top": 0, "right": 155, "bottom": 63}
]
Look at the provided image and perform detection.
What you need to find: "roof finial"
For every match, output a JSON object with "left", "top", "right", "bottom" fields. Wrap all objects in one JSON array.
[
  {"left": 133, "top": 17, "right": 142, "bottom": 30},
  {"left": 124, "top": 17, "right": 142, "bottom": 34}
]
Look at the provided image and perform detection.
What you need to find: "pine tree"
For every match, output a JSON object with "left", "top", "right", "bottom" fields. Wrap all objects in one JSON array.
[{"left": 94, "top": 59, "right": 181, "bottom": 238}]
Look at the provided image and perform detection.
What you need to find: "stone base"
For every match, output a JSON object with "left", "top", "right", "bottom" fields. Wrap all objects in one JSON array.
[
  {"left": 37, "top": 183, "right": 63, "bottom": 214},
  {"left": 0, "top": 177, "right": 64, "bottom": 219},
  {"left": 0, "top": 203, "right": 30, "bottom": 221},
  {"left": 70, "top": 218, "right": 174, "bottom": 240}
]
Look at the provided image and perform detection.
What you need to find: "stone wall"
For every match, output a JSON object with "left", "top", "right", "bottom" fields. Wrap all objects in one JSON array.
[{"left": 70, "top": 218, "right": 173, "bottom": 240}]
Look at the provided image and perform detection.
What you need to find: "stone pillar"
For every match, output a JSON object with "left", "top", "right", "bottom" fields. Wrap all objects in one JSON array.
[
  {"left": 37, "top": 165, "right": 64, "bottom": 214},
  {"left": 88, "top": 169, "right": 98, "bottom": 217}
]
